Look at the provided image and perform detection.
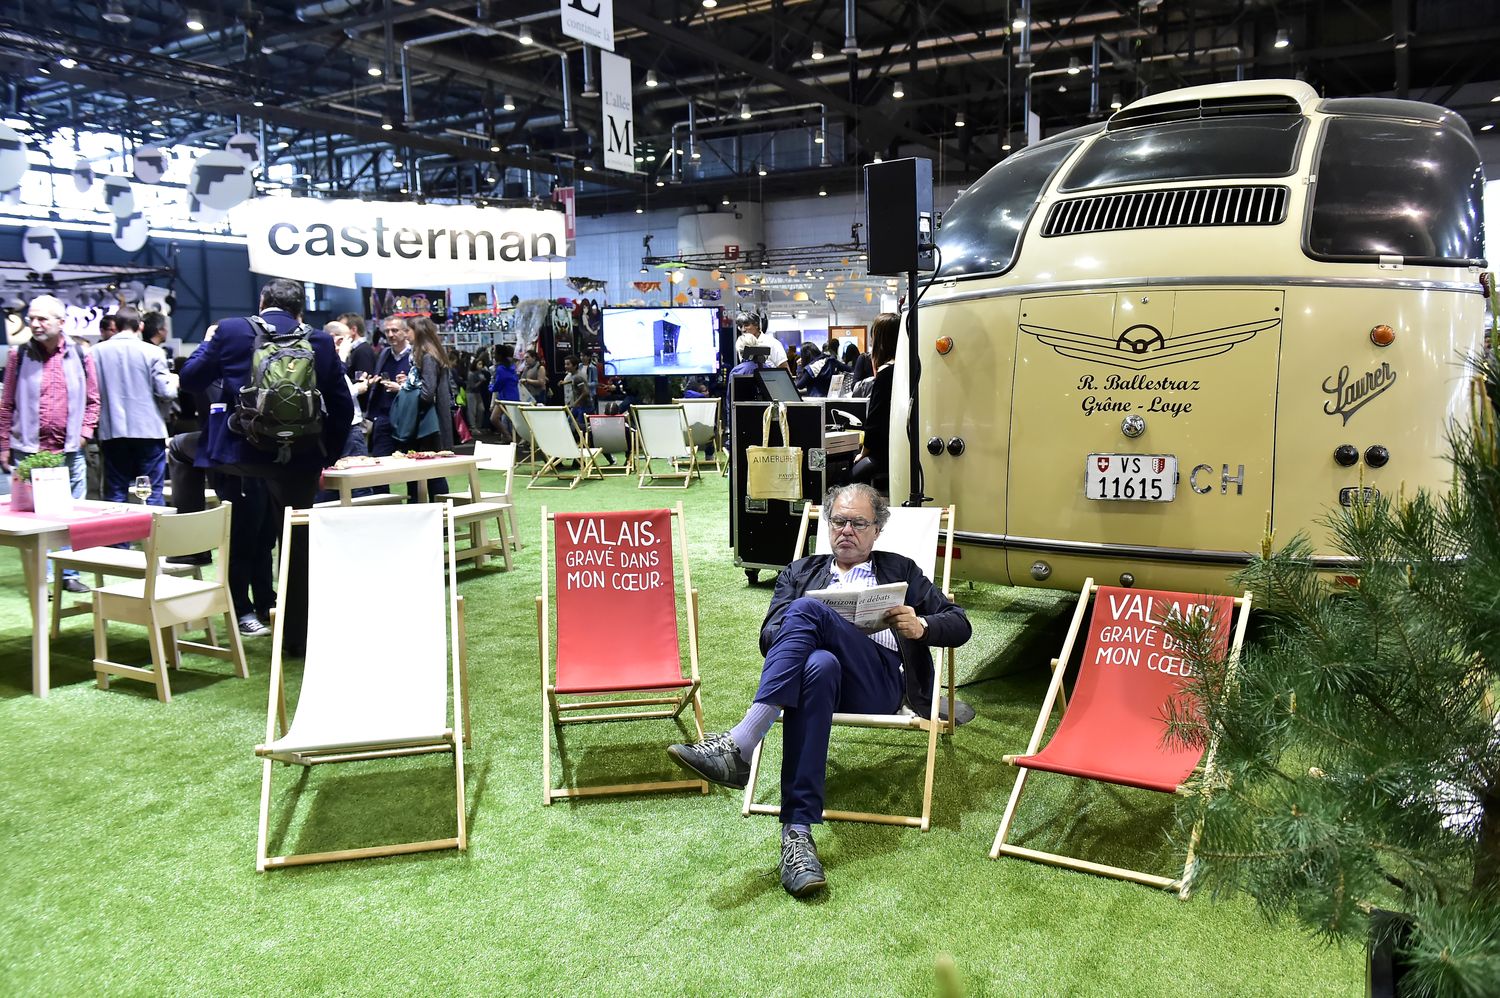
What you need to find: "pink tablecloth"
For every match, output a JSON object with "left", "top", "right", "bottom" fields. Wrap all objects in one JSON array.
[{"left": 0, "top": 507, "right": 154, "bottom": 549}]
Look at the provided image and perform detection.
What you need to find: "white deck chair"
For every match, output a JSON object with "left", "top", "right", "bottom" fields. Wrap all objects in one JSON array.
[
  {"left": 587, "top": 413, "right": 634, "bottom": 476},
  {"left": 742, "top": 503, "right": 959, "bottom": 830},
  {"left": 632, "top": 404, "right": 699, "bottom": 490},
  {"left": 674, "top": 397, "right": 727, "bottom": 476},
  {"left": 521, "top": 405, "right": 605, "bottom": 490},
  {"left": 254, "top": 504, "right": 469, "bottom": 870}
]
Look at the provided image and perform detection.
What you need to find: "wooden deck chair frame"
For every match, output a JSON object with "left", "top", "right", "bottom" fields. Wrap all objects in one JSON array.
[
  {"left": 988, "top": 578, "right": 1252, "bottom": 897},
  {"left": 521, "top": 405, "right": 605, "bottom": 490},
  {"left": 586, "top": 413, "right": 635, "bottom": 476},
  {"left": 539, "top": 501, "right": 708, "bottom": 803},
  {"left": 501, "top": 400, "right": 542, "bottom": 471},
  {"left": 673, "top": 397, "right": 728, "bottom": 476},
  {"left": 741, "top": 503, "right": 959, "bottom": 831},
  {"left": 254, "top": 504, "right": 470, "bottom": 870},
  {"left": 631, "top": 404, "right": 700, "bottom": 490},
  {"left": 92, "top": 503, "right": 248, "bottom": 703}
]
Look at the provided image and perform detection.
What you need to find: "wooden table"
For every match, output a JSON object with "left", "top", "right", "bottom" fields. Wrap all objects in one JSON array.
[
  {"left": 319, "top": 454, "right": 512, "bottom": 570},
  {"left": 320, "top": 454, "right": 482, "bottom": 506},
  {"left": 0, "top": 499, "right": 161, "bottom": 698}
]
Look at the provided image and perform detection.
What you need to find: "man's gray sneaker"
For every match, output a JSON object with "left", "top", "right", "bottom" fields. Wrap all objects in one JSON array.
[
  {"left": 238, "top": 614, "right": 270, "bottom": 638},
  {"left": 780, "top": 829, "right": 828, "bottom": 898},
  {"left": 666, "top": 732, "right": 751, "bottom": 789}
]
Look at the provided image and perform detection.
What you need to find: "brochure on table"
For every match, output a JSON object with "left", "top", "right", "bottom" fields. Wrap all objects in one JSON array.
[{"left": 29, "top": 466, "right": 72, "bottom": 516}]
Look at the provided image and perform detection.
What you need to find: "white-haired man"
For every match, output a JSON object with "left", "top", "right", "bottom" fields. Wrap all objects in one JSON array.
[
  {"left": 0, "top": 295, "right": 101, "bottom": 592},
  {"left": 669, "top": 484, "right": 973, "bottom": 897}
]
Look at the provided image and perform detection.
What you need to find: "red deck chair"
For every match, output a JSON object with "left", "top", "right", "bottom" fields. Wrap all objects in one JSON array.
[
  {"left": 539, "top": 503, "right": 709, "bottom": 803},
  {"left": 990, "top": 578, "right": 1251, "bottom": 896}
]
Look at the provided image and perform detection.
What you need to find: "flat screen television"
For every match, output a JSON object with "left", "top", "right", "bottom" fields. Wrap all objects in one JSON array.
[{"left": 602, "top": 306, "right": 721, "bottom": 375}]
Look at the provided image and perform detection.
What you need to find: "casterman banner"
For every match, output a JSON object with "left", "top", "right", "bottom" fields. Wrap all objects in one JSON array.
[{"left": 237, "top": 197, "right": 569, "bottom": 289}]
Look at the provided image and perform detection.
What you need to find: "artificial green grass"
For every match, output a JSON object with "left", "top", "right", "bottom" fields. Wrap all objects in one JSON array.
[{"left": 0, "top": 471, "right": 1360, "bottom": 996}]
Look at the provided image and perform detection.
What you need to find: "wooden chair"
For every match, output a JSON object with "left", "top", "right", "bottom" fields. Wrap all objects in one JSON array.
[
  {"left": 254, "top": 504, "right": 469, "bottom": 870},
  {"left": 51, "top": 539, "right": 210, "bottom": 640},
  {"left": 674, "top": 397, "right": 727, "bottom": 476},
  {"left": 92, "top": 503, "right": 247, "bottom": 703},
  {"left": 742, "top": 503, "right": 959, "bottom": 830},
  {"left": 586, "top": 413, "right": 634, "bottom": 476},
  {"left": 436, "top": 441, "right": 521, "bottom": 567},
  {"left": 989, "top": 581, "right": 1251, "bottom": 897},
  {"left": 539, "top": 503, "right": 708, "bottom": 803},
  {"left": 521, "top": 406, "right": 605, "bottom": 490},
  {"left": 631, "top": 404, "right": 699, "bottom": 490}
]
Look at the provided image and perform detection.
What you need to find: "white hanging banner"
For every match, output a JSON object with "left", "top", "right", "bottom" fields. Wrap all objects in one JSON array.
[
  {"left": 560, "top": 0, "right": 614, "bottom": 51},
  {"left": 600, "top": 50, "right": 634, "bottom": 174},
  {"left": 237, "top": 197, "right": 568, "bottom": 289}
]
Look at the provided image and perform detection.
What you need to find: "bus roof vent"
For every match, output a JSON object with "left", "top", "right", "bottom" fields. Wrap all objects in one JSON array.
[
  {"left": 1106, "top": 94, "right": 1302, "bottom": 131},
  {"left": 1042, "top": 184, "right": 1289, "bottom": 237}
]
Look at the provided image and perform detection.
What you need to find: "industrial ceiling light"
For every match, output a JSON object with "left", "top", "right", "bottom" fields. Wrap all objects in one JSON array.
[
  {"left": 1058, "top": 83, "right": 1068, "bottom": 92},
  {"left": 1110, "top": 92, "right": 1123, "bottom": 110},
  {"left": 1067, "top": 57, "right": 1081, "bottom": 75},
  {"left": 517, "top": 25, "right": 533, "bottom": 45},
  {"left": 655, "top": 178, "right": 665, "bottom": 187},
  {"left": 954, "top": 110, "right": 966, "bottom": 127},
  {"left": 490, "top": 142, "right": 501, "bottom": 152},
  {"left": 102, "top": 1, "right": 131, "bottom": 25},
  {"left": 582, "top": 162, "right": 593, "bottom": 172},
  {"left": 1011, "top": 16, "right": 1027, "bottom": 31},
  {"left": 812, "top": 41, "right": 825, "bottom": 60},
  {"left": 892, "top": 78, "right": 904, "bottom": 99},
  {"left": 367, "top": 60, "right": 383, "bottom": 77},
  {"left": 872, "top": 154, "right": 882, "bottom": 163},
  {"left": 635, "top": 206, "right": 644, "bottom": 214},
  {"left": 1274, "top": 28, "right": 1290, "bottom": 49},
  {"left": 757, "top": 163, "right": 767, "bottom": 176},
  {"left": 58, "top": 56, "right": 78, "bottom": 69},
  {"left": 150, "top": 116, "right": 163, "bottom": 125},
  {"left": 740, "top": 102, "right": 751, "bottom": 120},
  {"left": 392, "top": 156, "right": 402, "bottom": 167},
  {"left": 1001, "top": 140, "right": 1012, "bottom": 150},
  {"left": 702, "top": 0, "right": 717, "bottom": 8},
  {"left": 818, "top": 186, "right": 827, "bottom": 197},
  {"left": 721, "top": 195, "right": 731, "bottom": 206},
  {"left": 1483, "top": 123, "right": 1496, "bottom": 132},
  {"left": 502, "top": 93, "right": 516, "bottom": 111},
  {"left": 645, "top": 69, "right": 659, "bottom": 88},
  {"left": 380, "top": 114, "right": 394, "bottom": 131},
  {"left": 814, "top": 128, "right": 825, "bottom": 144},
  {"left": 185, "top": 8, "right": 204, "bottom": 31},
  {"left": 252, "top": 98, "right": 265, "bottom": 107}
]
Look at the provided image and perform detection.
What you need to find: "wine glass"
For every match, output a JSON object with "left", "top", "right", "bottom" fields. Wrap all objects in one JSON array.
[{"left": 130, "top": 475, "right": 153, "bottom": 504}]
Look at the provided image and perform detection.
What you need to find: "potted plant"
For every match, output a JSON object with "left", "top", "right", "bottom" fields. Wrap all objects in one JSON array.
[
  {"left": 9, "top": 451, "right": 66, "bottom": 512},
  {"left": 1165, "top": 358, "right": 1500, "bottom": 998}
]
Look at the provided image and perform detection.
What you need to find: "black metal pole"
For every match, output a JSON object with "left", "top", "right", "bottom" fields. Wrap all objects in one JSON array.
[{"left": 905, "top": 267, "right": 927, "bottom": 508}]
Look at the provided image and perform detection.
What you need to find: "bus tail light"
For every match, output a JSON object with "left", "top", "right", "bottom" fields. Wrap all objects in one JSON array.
[{"left": 1370, "top": 324, "right": 1395, "bottom": 347}]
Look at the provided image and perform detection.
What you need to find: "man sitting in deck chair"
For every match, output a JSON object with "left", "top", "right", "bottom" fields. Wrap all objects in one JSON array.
[{"left": 667, "top": 483, "right": 973, "bottom": 897}]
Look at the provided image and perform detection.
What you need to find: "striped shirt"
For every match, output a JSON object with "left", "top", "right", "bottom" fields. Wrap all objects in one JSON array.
[{"left": 826, "top": 560, "right": 899, "bottom": 652}]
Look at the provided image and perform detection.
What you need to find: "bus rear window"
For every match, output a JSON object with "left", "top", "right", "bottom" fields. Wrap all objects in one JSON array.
[
  {"left": 1059, "top": 115, "right": 1304, "bottom": 192},
  {"left": 934, "top": 140, "right": 1078, "bottom": 280},
  {"left": 1306, "top": 117, "right": 1484, "bottom": 265}
]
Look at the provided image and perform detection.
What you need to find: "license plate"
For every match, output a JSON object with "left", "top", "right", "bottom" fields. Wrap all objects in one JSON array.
[{"left": 1085, "top": 454, "right": 1177, "bottom": 502}]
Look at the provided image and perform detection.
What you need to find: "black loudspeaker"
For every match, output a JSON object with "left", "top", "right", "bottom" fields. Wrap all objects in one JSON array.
[{"left": 864, "top": 157, "right": 933, "bottom": 276}]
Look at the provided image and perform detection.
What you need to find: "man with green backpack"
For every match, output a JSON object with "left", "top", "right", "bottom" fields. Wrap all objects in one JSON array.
[{"left": 180, "top": 278, "right": 353, "bottom": 656}]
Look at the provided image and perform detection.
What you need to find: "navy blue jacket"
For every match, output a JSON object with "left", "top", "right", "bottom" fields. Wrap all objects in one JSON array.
[
  {"left": 761, "top": 550, "right": 971, "bottom": 715},
  {"left": 180, "top": 308, "right": 353, "bottom": 472}
]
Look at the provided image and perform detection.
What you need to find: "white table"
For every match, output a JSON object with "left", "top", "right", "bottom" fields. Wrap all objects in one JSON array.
[
  {"left": 0, "top": 499, "right": 163, "bottom": 698},
  {"left": 320, "top": 454, "right": 482, "bottom": 505}
]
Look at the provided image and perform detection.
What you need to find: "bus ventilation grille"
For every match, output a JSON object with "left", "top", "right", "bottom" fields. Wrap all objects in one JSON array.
[{"left": 1042, "top": 184, "right": 1289, "bottom": 237}]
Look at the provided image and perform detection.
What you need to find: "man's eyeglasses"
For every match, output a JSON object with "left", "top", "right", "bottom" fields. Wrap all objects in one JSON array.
[{"left": 828, "top": 516, "right": 875, "bottom": 532}]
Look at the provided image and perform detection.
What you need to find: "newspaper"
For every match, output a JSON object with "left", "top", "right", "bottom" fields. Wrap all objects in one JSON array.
[{"left": 805, "top": 581, "right": 908, "bottom": 632}]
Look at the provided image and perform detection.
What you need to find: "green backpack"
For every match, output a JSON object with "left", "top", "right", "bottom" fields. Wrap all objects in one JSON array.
[{"left": 230, "top": 315, "right": 324, "bottom": 463}]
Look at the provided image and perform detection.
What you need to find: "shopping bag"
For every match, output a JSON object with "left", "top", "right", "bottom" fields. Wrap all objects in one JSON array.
[{"left": 745, "top": 403, "right": 802, "bottom": 500}]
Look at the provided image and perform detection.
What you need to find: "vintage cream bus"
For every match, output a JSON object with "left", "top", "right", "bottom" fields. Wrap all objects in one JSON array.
[{"left": 891, "top": 79, "right": 1488, "bottom": 593}]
